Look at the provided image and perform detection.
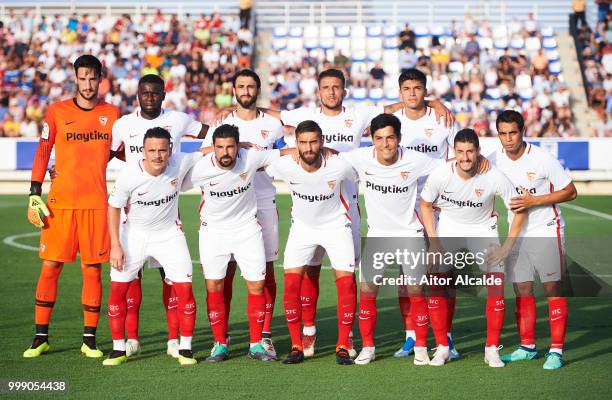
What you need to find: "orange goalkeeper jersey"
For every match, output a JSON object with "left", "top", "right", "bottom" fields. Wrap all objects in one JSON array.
[{"left": 31, "top": 98, "right": 120, "bottom": 209}]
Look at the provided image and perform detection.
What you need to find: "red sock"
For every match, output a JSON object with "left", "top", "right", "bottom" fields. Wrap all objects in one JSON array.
[
  {"left": 206, "top": 291, "right": 227, "bottom": 344},
  {"left": 263, "top": 269, "right": 276, "bottom": 334},
  {"left": 485, "top": 273, "right": 505, "bottom": 347},
  {"left": 162, "top": 280, "right": 179, "bottom": 340},
  {"left": 173, "top": 282, "right": 196, "bottom": 337},
  {"left": 447, "top": 296, "right": 456, "bottom": 333},
  {"left": 336, "top": 276, "right": 356, "bottom": 349},
  {"left": 516, "top": 295, "right": 536, "bottom": 346},
  {"left": 398, "top": 296, "right": 413, "bottom": 331},
  {"left": 248, "top": 292, "right": 266, "bottom": 343},
  {"left": 224, "top": 265, "right": 236, "bottom": 322},
  {"left": 410, "top": 295, "right": 429, "bottom": 347},
  {"left": 548, "top": 297, "right": 567, "bottom": 350},
  {"left": 108, "top": 281, "right": 130, "bottom": 340},
  {"left": 284, "top": 273, "right": 303, "bottom": 348},
  {"left": 358, "top": 292, "right": 377, "bottom": 348},
  {"left": 35, "top": 263, "right": 62, "bottom": 325},
  {"left": 300, "top": 271, "right": 320, "bottom": 328},
  {"left": 125, "top": 278, "right": 141, "bottom": 340},
  {"left": 428, "top": 296, "right": 448, "bottom": 346}
]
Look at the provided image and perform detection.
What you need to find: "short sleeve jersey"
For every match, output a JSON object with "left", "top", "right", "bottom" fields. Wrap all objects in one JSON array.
[{"left": 109, "top": 152, "right": 202, "bottom": 230}]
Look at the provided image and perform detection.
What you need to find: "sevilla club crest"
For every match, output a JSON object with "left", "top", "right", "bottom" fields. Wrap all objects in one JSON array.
[
  {"left": 400, "top": 171, "right": 409, "bottom": 181},
  {"left": 344, "top": 119, "right": 353, "bottom": 128},
  {"left": 328, "top": 180, "right": 336, "bottom": 189},
  {"left": 170, "top": 179, "right": 178, "bottom": 187},
  {"left": 526, "top": 172, "right": 536, "bottom": 182},
  {"left": 424, "top": 128, "right": 433, "bottom": 137},
  {"left": 240, "top": 172, "right": 247, "bottom": 181},
  {"left": 261, "top": 130, "right": 269, "bottom": 139},
  {"left": 99, "top": 116, "right": 108, "bottom": 126},
  {"left": 474, "top": 188, "right": 483, "bottom": 197}
]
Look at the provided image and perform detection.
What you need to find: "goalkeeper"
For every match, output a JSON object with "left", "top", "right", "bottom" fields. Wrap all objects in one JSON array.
[{"left": 24, "top": 55, "right": 121, "bottom": 359}]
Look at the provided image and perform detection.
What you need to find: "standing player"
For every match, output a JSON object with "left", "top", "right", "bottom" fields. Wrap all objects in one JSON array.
[
  {"left": 420, "top": 128, "right": 527, "bottom": 367},
  {"left": 24, "top": 55, "right": 120, "bottom": 358},
  {"left": 266, "top": 120, "right": 358, "bottom": 365},
  {"left": 186, "top": 124, "right": 294, "bottom": 362},
  {"left": 201, "top": 69, "right": 285, "bottom": 357},
  {"left": 339, "top": 114, "right": 445, "bottom": 365},
  {"left": 392, "top": 68, "right": 459, "bottom": 359},
  {"left": 111, "top": 74, "right": 208, "bottom": 358},
  {"left": 490, "top": 110, "right": 577, "bottom": 370},
  {"left": 105, "top": 128, "right": 201, "bottom": 366},
  {"left": 264, "top": 68, "right": 451, "bottom": 357}
]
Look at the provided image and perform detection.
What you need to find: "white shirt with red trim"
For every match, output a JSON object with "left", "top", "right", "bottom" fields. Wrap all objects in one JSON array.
[
  {"left": 186, "top": 148, "right": 280, "bottom": 229},
  {"left": 203, "top": 110, "right": 284, "bottom": 209},
  {"left": 421, "top": 161, "right": 517, "bottom": 230},
  {"left": 111, "top": 108, "right": 202, "bottom": 162},
  {"left": 280, "top": 104, "right": 383, "bottom": 204},
  {"left": 266, "top": 154, "right": 356, "bottom": 230},
  {"left": 488, "top": 143, "right": 572, "bottom": 235},
  {"left": 108, "top": 152, "right": 202, "bottom": 231},
  {"left": 341, "top": 146, "right": 442, "bottom": 236}
]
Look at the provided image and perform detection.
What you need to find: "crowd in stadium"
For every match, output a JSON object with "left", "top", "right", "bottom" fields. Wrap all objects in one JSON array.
[
  {"left": 268, "top": 12, "right": 587, "bottom": 138},
  {"left": 574, "top": 3, "right": 612, "bottom": 136},
  {"left": 0, "top": 5, "right": 610, "bottom": 138},
  {"left": 0, "top": 9, "right": 253, "bottom": 137}
]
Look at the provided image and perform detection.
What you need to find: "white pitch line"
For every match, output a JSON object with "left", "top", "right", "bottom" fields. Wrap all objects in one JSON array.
[
  {"left": 560, "top": 203, "right": 612, "bottom": 221},
  {"left": 3, "top": 232, "right": 39, "bottom": 251}
]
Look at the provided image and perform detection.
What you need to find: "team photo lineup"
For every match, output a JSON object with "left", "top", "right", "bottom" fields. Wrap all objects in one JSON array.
[
  {"left": 2, "top": 2, "right": 611, "bottom": 397},
  {"left": 24, "top": 54, "right": 574, "bottom": 369}
]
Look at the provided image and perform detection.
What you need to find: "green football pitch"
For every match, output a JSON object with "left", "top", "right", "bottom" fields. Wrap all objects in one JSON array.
[{"left": 1, "top": 194, "right": 611, "bottom": 399}]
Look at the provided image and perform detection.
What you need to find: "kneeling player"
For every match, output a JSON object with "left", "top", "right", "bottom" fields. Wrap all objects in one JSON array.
[
  {"left": 105, "top": 128, "right": 200, "bottom": 366},
  {"left": 420, "top": 128, "right": 527, "bottom": 367},
  {"left": 266, "top": 120, "right": 358, "bottom": 365},
  {"left": 490, "top": 110, "right": 577, "bottom": 370}
]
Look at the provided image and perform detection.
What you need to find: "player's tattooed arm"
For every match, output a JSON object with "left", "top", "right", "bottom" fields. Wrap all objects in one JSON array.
[
  {"left": 510, "top": 182, "right": 577, "bottom": 213},
  {"left": 108, "top": 206, "right": 125, "bottom": 271},
  {"left": 476, "top": 155, "right": 490, "bottom": 173}
]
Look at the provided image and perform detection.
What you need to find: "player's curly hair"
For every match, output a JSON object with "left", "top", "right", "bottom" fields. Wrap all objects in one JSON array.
[
  {"left": 232, "top": 69, "right": 261, "bottom": 89},
  {"left": 370, "top": 113, "right": 401, "bottom": 141}
]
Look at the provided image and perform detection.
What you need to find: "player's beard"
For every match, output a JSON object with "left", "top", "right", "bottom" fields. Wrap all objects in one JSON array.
[
  {"left": 236, "top": 94, "right": 257, "bottom": 109},
  {"left": 218, "top": 155, "right": 235, "bottom": 168},
  {"left": 299, "top": 151, "right": 320, "bottom": 166},
  {"left": 77, "top": 88, "right": 98, "bottom": 101}
]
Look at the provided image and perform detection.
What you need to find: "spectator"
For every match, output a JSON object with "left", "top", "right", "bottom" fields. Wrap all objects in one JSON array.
[
  {"left": 573, "top": 0, "right": 587, "bottom": 30},
  {"left": 239, "top": 0, "right": 253, "bottom": 29},
  {"left": 369, "top": 62, "right": 386, "bottom": 88},
  {"left": 399, "top": 47, "right": 418, "bottom": 73}
]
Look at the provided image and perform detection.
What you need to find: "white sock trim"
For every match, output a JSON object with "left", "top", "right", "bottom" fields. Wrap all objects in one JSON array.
[{"left": 113, "top": 339, "right": 126, "bottom": 352}]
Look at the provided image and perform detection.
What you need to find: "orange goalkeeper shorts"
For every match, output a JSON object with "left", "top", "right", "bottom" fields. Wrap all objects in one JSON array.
[{"left": 39, "top": 207, "right": 110, "bottom": 264}]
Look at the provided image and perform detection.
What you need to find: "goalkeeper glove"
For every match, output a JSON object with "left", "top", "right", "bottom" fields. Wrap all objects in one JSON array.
[{"left": 27, "top": 182, "right": 50, "bottom": 228}]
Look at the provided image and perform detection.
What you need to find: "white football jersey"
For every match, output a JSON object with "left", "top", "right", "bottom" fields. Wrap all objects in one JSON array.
[
  {"left": 280, "top": 104, "right": 383, "bottom": 204},
  {"left": 111, "top": 108, "right": 202, "bottom": 162},
  {"left": 488, "top": 143, "right": 572, "bottom": 235},
  {"left": 393, "top": 107, "right": 457, "bottom": 198},
  {"left": 266, "top": 154, "right": 356, "bottom": 230},
  {"left": 203, "top": 110, "right": 284, "bottom": 209},
  {"left": 341, "top": 146, "right": 442, "bottom": 236},
  {"left": 108, "top": 152, "right": 202, "bottom": 230},
  {"left": 186, "top": 148, "right": 280, "bottom": 229},
  {"left": 421, "top": 161, "right": 517, "bottom": 229}
]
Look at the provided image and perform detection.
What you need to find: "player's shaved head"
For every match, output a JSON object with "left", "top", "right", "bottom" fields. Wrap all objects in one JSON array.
[
  {"left": 139, "top": 74, "right": 165, "bottom": 89},
  {"left": 138, "top": 75, "right": 165, "bottom": 119},
  {"left": 74, "top": 54, "right": 102, "bottom": 78}
]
